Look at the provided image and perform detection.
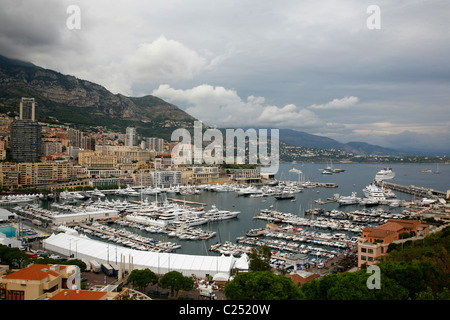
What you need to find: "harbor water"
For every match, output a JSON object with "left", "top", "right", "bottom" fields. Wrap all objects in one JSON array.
[
  {"left": 16, "top": 162, "right": 448, "bottom": 261},
  {"left": 94, "top": 162, "right": 449, "bottom": 256}
]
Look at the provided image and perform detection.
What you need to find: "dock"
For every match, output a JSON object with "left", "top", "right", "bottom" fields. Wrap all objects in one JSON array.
[
  {"left": 78, "top": 224, "right": 168, "bottom": 252},
  {"left": 167, "top": 198, "right": 207, "bottom": 206},
  {"left": 374, "top": 181, "right": 447, "bottom": 198}
]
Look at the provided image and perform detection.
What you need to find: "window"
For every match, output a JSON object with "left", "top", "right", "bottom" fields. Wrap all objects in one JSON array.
[
  {"left": 361, "top": 248, "right": 367, "bottom": 253},
  {"left": 361, "top": 255, "right": 366, "bottom": 261},
  {"left": 368, "top": 249, "right": 373, "bottom": 254},
  {"left": 7, "top": 290, "right": 24, "bottom": 301}
]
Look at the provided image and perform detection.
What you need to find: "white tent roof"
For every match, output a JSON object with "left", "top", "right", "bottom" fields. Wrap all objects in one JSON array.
[
  {"left": 213, "top": 272, "right": 230, "bottom": 282},
  {"left": 43, "top": 232, "right": 236, "bottom": 278},
  {"left": 234, "top": 252, "right": 249, "bottom": 270}
]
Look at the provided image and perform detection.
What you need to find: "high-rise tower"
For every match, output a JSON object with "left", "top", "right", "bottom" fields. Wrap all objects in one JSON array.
[
  {"left": 19, "top": 97, "right": 36, "bottom": 121},
  {"left": 10, "top": 98, "right": 41, "bottom": 162}
]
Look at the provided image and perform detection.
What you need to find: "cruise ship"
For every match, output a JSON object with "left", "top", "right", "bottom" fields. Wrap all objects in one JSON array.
[{"left": 374, "top": 167, "right": 395, "bottom": 181}]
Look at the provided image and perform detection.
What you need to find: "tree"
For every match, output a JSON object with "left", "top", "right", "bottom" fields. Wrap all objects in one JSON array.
[
  {"left": 248, "top": 245, "right": 272, "bottom": 272},
  {"left": 224, "top": 271, "right": 304, "bottom": 300},
  {"left": 159, "top": 271, "right": 194, "bottom": 297},
  {"left": 0, "top": 245, "right": 29, "bottom": 268},
  {"left": 300, "top": 268, "right": 409, "bottom": 300},
  {"left": 128, "top": 269, "right": 158, "bottom": 293},
  {"left": 378, "top": 260, "right": 439, "bottom": 300}
]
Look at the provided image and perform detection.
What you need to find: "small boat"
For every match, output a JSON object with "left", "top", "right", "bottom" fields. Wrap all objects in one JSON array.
[
  {"left": 246, "top": 228, "right": 266, "bottom": 237},
  {"left": 275, "top": 193, "right": 295, "bottom": 200}
]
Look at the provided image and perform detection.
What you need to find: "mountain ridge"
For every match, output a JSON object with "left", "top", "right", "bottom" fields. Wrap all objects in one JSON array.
[
  {"left": 278, "top": 129, "right": 408, "bottom": 156},
  {"left": 0, "top": 54, "right": 421, "bottom": 156},
  {"left": 0, "top": 54, "right": 196, "bottom": 140}
]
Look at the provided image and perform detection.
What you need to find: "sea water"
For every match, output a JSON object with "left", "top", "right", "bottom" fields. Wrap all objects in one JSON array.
[{"left": 112, "top": 162, "right": 449, "bottom": 256}]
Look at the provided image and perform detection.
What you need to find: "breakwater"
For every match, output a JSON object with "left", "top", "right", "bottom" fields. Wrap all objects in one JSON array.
[{"left": 374, "top": 180, "right": 447, "bottom": 198}]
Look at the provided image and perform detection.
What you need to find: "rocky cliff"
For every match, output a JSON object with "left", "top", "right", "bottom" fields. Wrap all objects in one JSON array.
[{"left": 0, "top": 54, "right": 195, "bottom": 138}]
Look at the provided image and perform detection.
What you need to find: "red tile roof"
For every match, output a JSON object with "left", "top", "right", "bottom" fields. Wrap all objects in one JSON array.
[
  {"left": 49, "top": 290, "right": 108, "bottom": 301},
  {"left": 3, "top": 264, "right": 67, "bottom": 281}
]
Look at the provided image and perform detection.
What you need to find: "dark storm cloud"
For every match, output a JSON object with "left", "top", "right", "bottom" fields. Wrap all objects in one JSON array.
[{"left": 0, "top": 0, "right": 449, "bottom": 152}]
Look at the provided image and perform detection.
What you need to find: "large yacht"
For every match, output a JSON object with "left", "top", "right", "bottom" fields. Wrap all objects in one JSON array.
[
  {"left": 203, "top": 205, "right": 240, "bottom": 221},
  {"left": 363, "top": 184, "right": 386, "bottom": 201},
  {"left": 338, "top": 192, "right": 361, "bottom": 206}
]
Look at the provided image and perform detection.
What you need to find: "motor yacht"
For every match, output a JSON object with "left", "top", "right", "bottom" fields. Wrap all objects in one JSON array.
[
  {"left": 338, "top": 192, "right": 361, "bottom": 206},
  {"left": 203, "top": 204, "right": 240, "bottom": 221},
  {"left": 363, "top": 184, "right": 386, "bottom": 201}
]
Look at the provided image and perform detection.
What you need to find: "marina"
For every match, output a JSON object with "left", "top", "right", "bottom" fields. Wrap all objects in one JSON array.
[{"left": 3, "top": 163, "right": 449, "bottom": 271}]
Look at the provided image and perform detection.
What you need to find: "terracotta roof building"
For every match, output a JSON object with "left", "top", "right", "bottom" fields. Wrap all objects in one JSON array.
[
  {"left": 0, "top": 264, "right": 120, "bottom": 300},
  {"left": 287, "top": 270, "right": 320, "bottom": 286},
  {"left": 358, "top": 219, "right": 429, "bottom": 267},
  {"left": 0, "top": 264, "right": 72, "bottom": 300},
  {"left": 49, "top": 289, "right": 110, "bottom": 301}
]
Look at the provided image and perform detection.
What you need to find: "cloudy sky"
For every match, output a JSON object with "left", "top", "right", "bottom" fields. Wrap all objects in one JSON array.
[{"left": 1, "top": 0, "right": 449, "bottom": 153}]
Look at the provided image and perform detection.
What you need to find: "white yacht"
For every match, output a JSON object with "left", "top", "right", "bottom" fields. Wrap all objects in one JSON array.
[
  {"left": 338, "top": 192, "right": 361, "bottom": 206},
  {"left": 363, "top": 184, "right": 386, "bottom": 201},
  {"left": 374, "top": 167, "right": 395, "bottom": 181},
  {"left": 203, "top": 205, "right": 240, "bottom": 221},
  {"left": 92, "top": 189, "right": 105, "bottom": 197},
  {"left": 142, "top": 187, "right": 159, "bottom": 195},
  {"left": 124, "top": 186, "right": 140, "bottom": 197},
  {"left": 235, "top": 186, "right": 261, "bottom": 196},
  {"left": 359, "top": 198, "right": 379, "bottom": 206},
  {"left": 214, "top": 185, "right": 235, "bottom": 192},
  {"left": 59, "top": 190, "right": 85, "bottom": 200},
  {"left": 172, "top": 215, "right": 209, "bottom": 227}
]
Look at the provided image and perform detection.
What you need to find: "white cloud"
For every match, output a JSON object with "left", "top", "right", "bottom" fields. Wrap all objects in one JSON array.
[
  {"left": 124, "top": 36, "right": 208, "bottom": 83},
  {"left": 257, "top": 104, "right": 322, "bottom": 128},
  {"left": 152, "top": 84, "right": 325, "bottom": 129},
  {"left": 152, "top": 84, "right": 259, "bottom": 126},
  {"left": 308, "top": 96, "right": 360, "bottom": 110}
]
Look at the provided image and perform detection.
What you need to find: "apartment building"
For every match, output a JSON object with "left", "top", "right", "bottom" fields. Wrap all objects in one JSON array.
[
  {"left": 0, "top": 264, "right": 119, "bottom": 300},
  {"left": 0, "top": 138, "right": 7, "bottom": 160},
  {"left": 0, "top": 163, "right": 19, "bottom": 189},
  {"left": 146, "top": 137, "right": 165, "bottom": 153},
  {"left": 132, "top": 171, "right": 181, "bottom": 188},
  {"left": 358, "top": 219, "right": 429, "bottom": 267},
  {"left": 10, "top": 120, "right": 42, "bottom": 162},
  {"left": 78, "top": 150, "right": 117, "bottom": 169},
  {"left": 96, "top": 145, "right": 155, "bottom": 164},
  {"left": 184, "top": 166, "right": 220, "bottom": 184},
  {"left": 154, "top": 154, "right": 173, "bottom": 170},
  {"left": 0, "top": 162, "right": 72, "bottom": 188},
  {"left": 18, "top": 162, "right": 72, "bottom": 187},
  {"left": 228, "top": 168, "right": 261, "bottom": 184},
  {"left": 0, "top": 264, "right": 76, "bottom": 300}
]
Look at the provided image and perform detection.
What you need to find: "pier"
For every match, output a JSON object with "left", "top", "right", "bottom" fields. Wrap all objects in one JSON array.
[
  {"left": 374, "top": 181, "right": 447, "bottom": 198},
  {"left": 167, "top": 198, "right": 207, "bottom": 206},
  {"left": 76, "top": 223, "right": 181, "bottom": 252}
]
